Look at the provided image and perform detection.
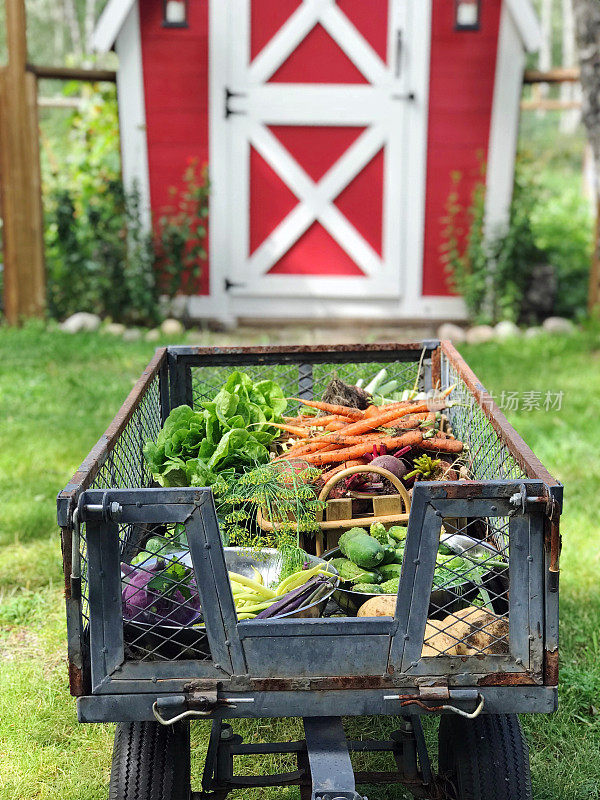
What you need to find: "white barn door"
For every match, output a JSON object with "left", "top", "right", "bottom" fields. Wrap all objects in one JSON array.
[{"left": 211, "top": 0, "right": 422, "bottom": 302}]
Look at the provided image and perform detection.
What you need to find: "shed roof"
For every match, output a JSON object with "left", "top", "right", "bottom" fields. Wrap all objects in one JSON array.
[{"left": 92, "top": 0, "right": 541, "bottom": 54}]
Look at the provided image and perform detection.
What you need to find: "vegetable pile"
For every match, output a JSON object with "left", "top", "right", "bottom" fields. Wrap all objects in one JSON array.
[{"left": 328, "top": 523, "right": 407, "bottom": 595}]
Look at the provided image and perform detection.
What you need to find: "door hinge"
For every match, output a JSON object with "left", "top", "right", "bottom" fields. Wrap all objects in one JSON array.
[{"left": 224, "top": 87, "right": 246, "bottom": 118}]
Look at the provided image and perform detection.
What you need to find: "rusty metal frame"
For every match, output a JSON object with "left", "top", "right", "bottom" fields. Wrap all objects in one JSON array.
[{"left": 57, "top": 340, "right": 562, "bottom": 703}]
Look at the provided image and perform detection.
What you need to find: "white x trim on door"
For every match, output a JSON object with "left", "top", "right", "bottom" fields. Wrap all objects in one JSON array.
[{"left": 209, "top": 0, "right": 432, "bottom": 307}]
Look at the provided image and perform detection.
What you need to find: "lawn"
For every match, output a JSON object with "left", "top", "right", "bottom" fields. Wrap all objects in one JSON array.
[{"left": 0, "top": 322, "right": 599, "bottom": 799}]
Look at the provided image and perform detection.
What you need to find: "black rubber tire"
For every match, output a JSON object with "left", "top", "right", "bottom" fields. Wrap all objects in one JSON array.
[
  {"left": 108, "top": 721, "right": 190, "bottom": 800},
  {"left": 438, "top": 713, "right": 532, "bottom": 800}
]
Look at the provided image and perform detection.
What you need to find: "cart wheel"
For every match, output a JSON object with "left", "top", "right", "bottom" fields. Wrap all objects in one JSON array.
[
  {"left": 438, "top": 713, "right": 532, "bottom": 800},
  {"left": 108, "top": 721, "right": 190, "bottom": 800}
]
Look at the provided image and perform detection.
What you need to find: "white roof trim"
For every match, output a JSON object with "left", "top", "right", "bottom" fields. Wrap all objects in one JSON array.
[
  {"left": 505, "top": 0, "right": 541, "bottom": 53},
  {"left": 92, "top": 0, "right": 542, "bottom": 59},
  {"left": 91, "top": 0, "right": 136, "bottom": 53}
]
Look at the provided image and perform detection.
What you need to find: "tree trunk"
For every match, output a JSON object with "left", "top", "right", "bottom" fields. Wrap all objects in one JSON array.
[{"left": 573, "top": 0, "right": 600, "bottom": 309}]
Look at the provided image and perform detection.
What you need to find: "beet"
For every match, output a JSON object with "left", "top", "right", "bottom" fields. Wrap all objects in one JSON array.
[{"left": 368, "top": 455, "right": 409, "bottom": 481}]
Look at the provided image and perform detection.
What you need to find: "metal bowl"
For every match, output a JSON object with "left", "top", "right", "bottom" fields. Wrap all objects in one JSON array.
[{"left": 224, "top": 547, "right": 339, "bottom": 619}]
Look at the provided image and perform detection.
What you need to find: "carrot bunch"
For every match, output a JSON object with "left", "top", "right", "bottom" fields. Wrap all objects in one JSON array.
[{"left": 271, "top": 396, "right": 463, "bottom": 468}]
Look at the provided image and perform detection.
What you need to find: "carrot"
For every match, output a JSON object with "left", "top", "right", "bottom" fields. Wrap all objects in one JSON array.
[
  {"left": 316, "top": 402, "right": 430, "bottom": 441},
  {"left": 289, "top": 398, "right": 364, "bottom": 420},
  {"left": 274, "top": 441, "right": 338, "bottom": 460},
  {"left": 324, "top": 420, "right": 348, "bottom": 431},
  {"left": 302, "top": 414, "right": 354, "bottom": 427},
  {"left": 270, "top": 423, "right": 311, "bottom": 438},
  {"left": 301, "top": 431, "right": 423, "bottom": 466},
  {"left": 421, "top": 437, "right": 464, "bottom": 453},
  {"left": 386, "top": 411, "right": 433, "bottom": 429}
]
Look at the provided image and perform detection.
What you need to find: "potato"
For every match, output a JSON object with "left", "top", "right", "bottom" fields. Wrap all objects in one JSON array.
[
  {"left": 420, "top": 606, "right": 509, "bottom": 657},
  {"left": 357, "top": 595, "right": 396, "bottom": 617}
]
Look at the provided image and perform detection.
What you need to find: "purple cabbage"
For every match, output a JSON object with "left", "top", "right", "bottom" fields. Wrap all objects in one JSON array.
[{"left": 121, "top": 562, "right": 202, "bottom": 626}]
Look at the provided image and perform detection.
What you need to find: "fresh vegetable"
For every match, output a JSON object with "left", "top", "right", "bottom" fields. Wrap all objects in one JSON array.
[
  {"left": 339, "top": 529, "right": 385, "bottom": 569},
  {"left": 380, "top": 544, "right": 399, "bottom": 565},
  {"left": 327, "top": 557, "right": 381, "bottom": 584},
  {"left": 121, "top": 561, "right": 201, "bottom": 626},
  {"left": 357, "top": 595, "right": 396, "bottom": 617},
  {"left": 387, "top": 526, "right": 407, "bottom": 543},
  {"left": 352, "top": 583, "right": 382, "bottom": 594},
  {"left": 289, "top": 398, "right": 364, "bottom": 419},
  {"left": 368, "top": 455, "right": 409, "bottom": 481},
  {"left": 380, "top": 577, "right": 400, "bottom": 594},
  {"left": 144, "top": 372, "right": 287, "bottom": 487},
  {"left": 365, "top": 368, "right": 388, "bottom": 395},
  {"left": 379, "top": 562, "right": 404, "bottom": 581},
  {"left": 421, "top": 437, "right": 464, "bottom": 454},
  {"left": 369, "top": 522, "right": 389, "bottom": 545},
  {"left": 301, "top": 431, "right": 423, "bottom": 466},
  {"left": 253, "top": 575, "right": 333, "bottom": 619}
]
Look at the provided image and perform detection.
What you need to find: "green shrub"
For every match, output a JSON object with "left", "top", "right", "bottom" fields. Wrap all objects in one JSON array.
[
  {"left": 441, "top": 158, "right": 592, "bottom": 323},
  {"left": 42, "top": 86, "right": 209, "bottom": 325}
]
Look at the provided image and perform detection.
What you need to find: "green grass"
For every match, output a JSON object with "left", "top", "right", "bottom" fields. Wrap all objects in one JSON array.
[{"left": 1, "top": 322, "right": 599, "bottom": 798}]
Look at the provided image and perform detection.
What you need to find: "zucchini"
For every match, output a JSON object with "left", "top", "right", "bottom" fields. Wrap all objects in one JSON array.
[
  {"left": 351, "top": 583, "right": 382, "bottom": 594},
  {"left": 339, "top": 530, "right": 385, "bottom": 569},
  {"left": 380, "top": 578, "right": 399, "bottom": 594},
  {"left": 379, "top": 563, "right": 403, "bottom": 581}
]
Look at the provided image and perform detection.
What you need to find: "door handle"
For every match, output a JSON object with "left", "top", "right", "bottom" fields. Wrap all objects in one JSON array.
[{"left": 395, "top": 29, "right": 403, "bottom": 78}]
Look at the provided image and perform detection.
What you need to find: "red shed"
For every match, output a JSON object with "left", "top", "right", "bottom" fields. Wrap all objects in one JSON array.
[{"left": 93, "top": 0, "right": 540, "bottom": 325}]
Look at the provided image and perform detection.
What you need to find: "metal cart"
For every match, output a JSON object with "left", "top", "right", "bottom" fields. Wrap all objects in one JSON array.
[{"left": 57, "top": 341, "right": 562, "bottom": 800}]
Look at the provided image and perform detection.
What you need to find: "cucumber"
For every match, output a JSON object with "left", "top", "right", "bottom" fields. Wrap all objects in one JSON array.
[
  {"left": 392, "top": 547, "right": 405, "bottom": 563},
  {"left": 369, "top": 522, "right": 390, "bottom": 545},
  {"left": 380, "top": 578, "right": 399, "bottom": 594},
  {"left": 328, "top": 558, "right": 381, "bottom": 584},
  {"left": 379, "top": 562, "right": 403, "bottom": 581},
  {"left": 380, "top": 544, "right": 398, "bottom": 565},
  {"left": 339, "top": 530, "right": 385, "bottom": 569},
  {"left": 351, "top": 583, "right": 382, "bottom": 594},
  {"left": 388, "top": 525, "right": 407, "bottom": 543},
  {"left": 353, "top": 571, "right": 382, "bottom": 585}
]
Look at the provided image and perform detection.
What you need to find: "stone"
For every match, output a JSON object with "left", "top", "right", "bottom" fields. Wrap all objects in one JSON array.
[
  {"left": 59, "top": 312, "right": 101, "bottom": 333},
  {"left": 122, "top": 328, "right": 142, "bottom": 342},
  {"left": 494, "top": 320, "right": 520, "bottom": 340},
  {"left": 104, "top": 322, "right": 126, "bottom": 336},
  {"left": 465, "top": 325, "right": 494, "bottom": 345},
  {"left": 145, "top": 328, "right": 160, "bottom": 342},
  {"left": 524, "top": 326, "right": 543, "bottom": 339},
  {"left": 160, "top": 318, "right": 185, "bottom": 337},
  {"left": 437, "top": 323, "right": 466, "bottom": 343},
  {"left": 543, "top": 316, "right": 575, "bottom": 335}
]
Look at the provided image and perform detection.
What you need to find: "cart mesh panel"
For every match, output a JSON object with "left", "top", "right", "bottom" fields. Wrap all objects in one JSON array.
[
  {"left": 120, "top": 523, "right": 211, "bottom": 662},
  {"left": 441, "top": 353, "right": 526, "bottom": 483},
  {"left": 191, "top": 360, "right": 422, "bottom": 414},
  {"left": 78, "top": 374, "right": 162, "bottom": 623},
  {"left": 421, "top": 516, "right": 510, "bottom": 658}
]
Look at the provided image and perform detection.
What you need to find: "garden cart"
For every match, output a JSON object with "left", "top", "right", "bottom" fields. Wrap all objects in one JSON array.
[{"left": 57, "top": 341, "right": 562, "bottom": 799}]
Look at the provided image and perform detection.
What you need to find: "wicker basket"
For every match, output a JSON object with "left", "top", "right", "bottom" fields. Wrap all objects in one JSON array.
[{"left": 256, "top": 464, "right": 411, "bottom": 556}]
